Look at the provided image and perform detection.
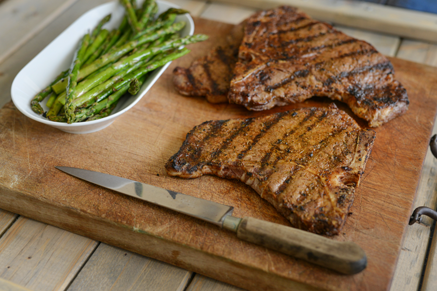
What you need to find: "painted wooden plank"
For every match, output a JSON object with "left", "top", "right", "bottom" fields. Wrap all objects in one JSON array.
[
  {"left": 387, "top": 0, "right": 437, "bottom": 14},
  {"left": 209, "top": 0, "right": 437, "bottom": 42},
  {"left": 334, "top": 25, "right": 400, "bottom": 57},
  {"left": 200, "top": 3, "right": 257, "bottom": 25},
  {"left": 0, "top": 278, "right": 32, "bottom": 291},
  {"left": 0, "top": 210, "right": 17, "bottom": 237},
  {"left": 0, "top": 216, "right": 97, "bottom": 291},
  {"left": 0, "top": 0, "right": 78, "bottom": 65},
  {"left": 186, "top": 275, "right": 245, "bottom": 291},
  {"left": 68, "top": 243, "right": 192, "bottom": 291},
  {"left": 422, "top": 223, "right": 437, "bottom": 291},
  {"left": 0, "top": 0, "right": 113, "bottom": 110},
  {"left": 396, "top": 40, "right": 437, "bottom": 66},
  {"left": 164, "top": 0, "right": 208, "bottom": 17},
  {"left": 389, "top": 40, "right": 437, "bottom": 291}
]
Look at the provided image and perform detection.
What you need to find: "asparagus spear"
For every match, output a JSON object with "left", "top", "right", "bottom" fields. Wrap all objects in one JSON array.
[
  {"left": 83, "top": 31, "right": 112, "bottom": 66},
  {"left": 51, "top": 22, "right": 187, "bottom": 94},
  {"left": 47, "top": 115, "right": 67, "bottom": 122},
  {"left": 87, "top": 101, "right": 119, "bottom": 121},
  {"left": 112, "top": 30, "right": 131, "bottom": 49},
  {"left": 158, "top": 8, "right": 189, "bottom": 20},
  {"left": 133, "top": 13, "right": 176, "bottom": 40},
  {"left": 90, "top": 14, "right": 111, "bottom": 40},
  {"left": 64, "top": 33, "right": 90, "bottom": 122},
  {"left": 30, "top": 70, "right": 68, "bottom": 114},
  {"left": 101, "top": 29, "right": 121, "bottom": 55},
  {"left": 74, "top": 83, "right": 130, "bottom": 122},
  {"left": 70, "top": 55, "right": 153, "bottom": 108},
  {"left": 70, "top": 35, "right": 203, "bottom": 105},
  {"left": 138, "top": 0, "right": 157, "bottom": 30},
  {"left": 49, "top": 35, "right": 205, "bottom": 117},
  {"left": 128, "top": 78, "right": 141, "bottom": 95},
  {"left": 83, "top": 29, "right": 109, "bottom": 64},
  {"left": 79, "top": 49, "right": 190, "bottom": 108},
  {"left": 120, "top": 0, "right": 141, "bottom": 33},
  {"left": 45, "top": 93, "right": 57, "bottom": 108},
  {"left": 118, "top": 16, "right": 128, "bottom": 32}
]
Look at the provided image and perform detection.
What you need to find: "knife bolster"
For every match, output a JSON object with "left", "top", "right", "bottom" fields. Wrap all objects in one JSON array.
[{"left": 222, "top": 215, "right": 242, "bottom": 232}]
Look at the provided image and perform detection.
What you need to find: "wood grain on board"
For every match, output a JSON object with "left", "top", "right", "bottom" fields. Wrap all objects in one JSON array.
[
  {"left": 392, "top": 38, "right": 437, "bottom": 291},
  {"left": 0, "top": 17, "right": 437, "bottom": 291},
  {"left": 68, "top": 243, "right": 192, "bottom": 291},
  {"left": 0, "top": 217, "right": 97, "bottom": 291}
]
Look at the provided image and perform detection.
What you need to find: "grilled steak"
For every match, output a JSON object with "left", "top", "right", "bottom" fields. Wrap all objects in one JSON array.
[
  {"left": 228, "top": 6, "right": 409, "bottom": 127},
  {"left": 166, "top": 104, "right": 376, "bottom": 235},
  {"left": 173, "top": 23, "right": 244, "bottom": 103}
]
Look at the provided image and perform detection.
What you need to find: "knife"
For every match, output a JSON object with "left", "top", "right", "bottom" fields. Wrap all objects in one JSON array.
[{"left": 56, "top": 166, "right": 366, "bottom": 275}]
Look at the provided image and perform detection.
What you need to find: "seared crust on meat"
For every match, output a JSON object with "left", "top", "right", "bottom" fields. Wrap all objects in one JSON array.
[
  {"left": 166, "top": 104, "right": 376, "bottom": 235},
  {"left": 228, "top": 6, "right": 409, "bottom": 127},
  {"left": 172, "top": 22, "right": 245, "bottom": 103},
  {"left": 173, "top": 45, "right": 238, "bottom": 103}
]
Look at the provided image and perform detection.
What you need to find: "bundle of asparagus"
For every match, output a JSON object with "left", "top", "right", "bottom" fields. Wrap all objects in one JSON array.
[{"left": 31, "top": 0, "right": 207, "bottom": 123}]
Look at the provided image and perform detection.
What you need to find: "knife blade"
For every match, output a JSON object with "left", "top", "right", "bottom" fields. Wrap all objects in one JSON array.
[{"left": 56, "top": 166, "right": 366, "bottom": 275}]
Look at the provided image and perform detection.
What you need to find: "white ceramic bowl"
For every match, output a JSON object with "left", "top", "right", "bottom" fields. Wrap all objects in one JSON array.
[{"left": 11, "top": 1, "right": 194, "bottom": 134}]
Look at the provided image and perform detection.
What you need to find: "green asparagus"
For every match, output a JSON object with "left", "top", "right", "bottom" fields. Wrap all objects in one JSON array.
[
  {"left": 83, "top": 29, "right": 109, "bottom": 64},
  {"left": 75, "top": 49, "right": 189, "bottom": 114},
  {"left": 133, "top": 13, "right": 176, "bottom": 40},
  {"left": 30, "top": 70, "right": 68, "bottom": 114},
  {"left": 74, "top": 83, "right": 130, "bottom": 122},
  {"left": 64, "top": 33, "right": 90, "bottom": 122},
  {"left": 101, "top": 29, "right": 121, "bottom": 55},
  {"left": 45, "top": 93, "right": 57, "bottom": 108},
  {"left": 51, "top": 21, "right": 187, "bottom": 94},
  {"left": 158, "top": 8, "right": 189, "bottom": 20},
  {"left": 120, "top": 0, "right": 141, "bottom": 33},
  {"left": 138, "top": 0, "right": 157, "bottom": 30},
  {"left": 87, "top": 102, "right": 118, "bottom": 121},
  {"left": 90, "top": 14, "right": 111, "bottom": 40}
]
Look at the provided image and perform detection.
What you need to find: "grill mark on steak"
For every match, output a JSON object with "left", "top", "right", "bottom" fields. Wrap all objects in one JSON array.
[
  {"left": 228, "top": 6, "right": 408, "bottom": 127},
  {"left": 166, "top": 105, "right": 376, "bottom": 235},
  {"left": 274, "top": 21, "right": 319, "bottom": 35},
  {"left": 264, "top": 57, "right": 387, "bottom": 94},
  {"left": 259, "top": 109, "right": 317, "bottom": 169},
  {"left": 274, "top": 127, "right": 347, "bottom": 196},
  {"left": 259, "top": 109, "right": 325, "bottom": 175},
  {"left": 236, "top": 111, "right": 289, "bottom": 160},
  {"left": 204, "top": 118, "right": 255, "bottom": 165},
  {"left": 202, "top": 62, "right": 220, "bottom": 96},
  {"left": 280, "top": 30, "right": 338, "bottom": 47},
  {"left": 184, "top": 120, "right": 230, "bottom": 173},
  {"left": 186, "top": 70, "right": 197, "bottom": 90}
]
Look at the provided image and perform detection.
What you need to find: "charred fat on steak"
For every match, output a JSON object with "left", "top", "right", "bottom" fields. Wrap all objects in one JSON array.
[
  {"left": 166, "top": 104, "right": 376, "bottom": 235},
  {"left": 228, "top": 6, "right": 409, "bottom": 127}
]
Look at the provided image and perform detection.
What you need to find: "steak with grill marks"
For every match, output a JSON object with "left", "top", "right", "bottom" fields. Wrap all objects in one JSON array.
[
  {"left": 172, "top": 22, "right": 244, "bottom": 103},
  {"left": 166, "top": 104, "right": 376, "bottom": 235},
  {"left": 228, "top": 6, "right": 409, "bottom": 127}
]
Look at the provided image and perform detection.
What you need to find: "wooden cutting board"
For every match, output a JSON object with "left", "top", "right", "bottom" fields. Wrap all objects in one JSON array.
[{"left": 1, "top": 18, "right": 437, "bottom": 291}]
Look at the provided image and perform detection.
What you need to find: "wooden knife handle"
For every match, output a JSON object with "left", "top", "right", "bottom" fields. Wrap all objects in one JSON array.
[{"left": 226, "top": 216, "right": 366, "bottom": 275}]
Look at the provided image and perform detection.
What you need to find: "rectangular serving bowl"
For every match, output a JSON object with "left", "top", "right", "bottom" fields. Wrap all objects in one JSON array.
[{"left": 11, "top": 0, "right": 194, "bottom": 134}]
